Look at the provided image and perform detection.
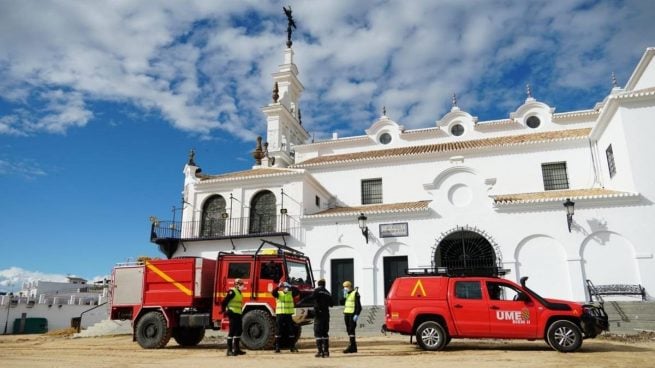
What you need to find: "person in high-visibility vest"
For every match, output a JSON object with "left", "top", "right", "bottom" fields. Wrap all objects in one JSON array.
[
  {"left": 340, "top": 280, "right": 362, "bottom": 353},
  {"left": 220, "top": 278, "right": 246, "bottom": 356},
  {"left": 272, "top": 281, "right": 300, "bottom": 353}
]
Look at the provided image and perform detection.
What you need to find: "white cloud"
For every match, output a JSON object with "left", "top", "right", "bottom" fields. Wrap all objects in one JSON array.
[
  {"left": 0, "top": 158, "right": 47, "bottom": 179},
  {"left": 0, "top": 0, "right": 653, "bottom": 140}
]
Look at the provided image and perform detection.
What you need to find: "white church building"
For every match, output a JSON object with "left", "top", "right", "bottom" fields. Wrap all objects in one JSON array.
[{"left": 150, "top": 45, "right": 655, "bottom": 306}]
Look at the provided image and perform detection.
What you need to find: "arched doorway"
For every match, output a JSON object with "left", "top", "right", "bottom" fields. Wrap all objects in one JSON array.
[
  {"left": 434, "top": 229, "right": 499, "bottom": 276},
  {"left": 201, "top": 195, "right": 227, "bottom": 237},
  {"left": 249, "top": 190, "right": 276, "bottom": 234}
]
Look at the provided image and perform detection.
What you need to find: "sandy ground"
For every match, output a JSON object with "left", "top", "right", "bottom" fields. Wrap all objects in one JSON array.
[{"left": 0, "top": 333, "right": 654, "bottom": 368}]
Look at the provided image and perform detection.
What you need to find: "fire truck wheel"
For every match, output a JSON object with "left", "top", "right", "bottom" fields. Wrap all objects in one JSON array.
[
  {"left": 546, "top": 320, "right": 582, "bottom": 353},
  {"left": 135, "top": 311, "right": 172, "bottom": 349},
  {"left": 241, "top": 310, "right": 276, "bottom": 350},
  {"left": 415, "top": 321, "right": 448, "bottom": 351},
  {"left": 172, "top": 327, "right": 205, "bottom": 347}
]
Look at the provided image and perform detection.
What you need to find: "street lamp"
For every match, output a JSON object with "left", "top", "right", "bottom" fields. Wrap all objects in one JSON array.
[
  {"left": 564, "top": 198, "right": 575, "bottom": 233},
  {"left": 358, "top": 213, "right": 369, "bottom": 244}
]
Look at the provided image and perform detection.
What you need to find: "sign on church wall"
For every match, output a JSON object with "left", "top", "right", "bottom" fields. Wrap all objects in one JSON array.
[{"left": 380, "top": 222, "right": 409, "bottom": 238}]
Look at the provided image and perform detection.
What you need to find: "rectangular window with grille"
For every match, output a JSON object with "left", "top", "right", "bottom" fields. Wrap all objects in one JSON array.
[
  {"left": 606, "top": 144, "right": 616, "bottom": 178},
  {"left": 541, "top": 162, "right": 569, "bottom": 190},
  {"left": 361, "top": 178, "right": 382, "bottom": 204}
]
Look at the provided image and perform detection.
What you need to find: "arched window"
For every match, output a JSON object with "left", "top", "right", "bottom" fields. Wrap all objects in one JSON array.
[
  {"left": 434, "top": 230, "right": 497, "bottom": 276},
  {"left": 249, "top": 190, "right": 276, "bottom": 234},
  {"left": 201, "top": 195, "right": 226, "bottom": 237}
]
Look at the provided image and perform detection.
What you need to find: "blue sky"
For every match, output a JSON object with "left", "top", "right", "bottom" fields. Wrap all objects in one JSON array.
[{"left": 1, "top": 0, "right": 654, "bottom": 291}]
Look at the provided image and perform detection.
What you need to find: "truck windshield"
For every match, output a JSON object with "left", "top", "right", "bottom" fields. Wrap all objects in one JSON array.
[{"left": 287, "top": 260, "right": 311, "bottom": 286}]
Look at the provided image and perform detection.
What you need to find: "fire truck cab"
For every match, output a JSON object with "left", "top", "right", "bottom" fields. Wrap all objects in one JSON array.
[{"left": 110, "top": 240, "right": 315, "bottom": 350}]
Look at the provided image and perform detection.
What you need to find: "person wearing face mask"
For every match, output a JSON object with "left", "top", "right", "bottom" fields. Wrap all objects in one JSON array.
[
  {"left": 220, "top": 278, "right": 246, "bottom": 356},
  {"left": 340, "top": 280, "right": 362, "bottom": 353},
  {"left": 272, "top": 281, "right": 300, "bottom": 353}
]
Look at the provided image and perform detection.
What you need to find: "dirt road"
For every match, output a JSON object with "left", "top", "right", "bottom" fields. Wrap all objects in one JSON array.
[{"left": 0, "top": 333, "right": 653, "bottom": 368}]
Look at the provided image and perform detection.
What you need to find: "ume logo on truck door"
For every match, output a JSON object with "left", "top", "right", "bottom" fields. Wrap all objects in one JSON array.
[{"left": 495, "top": 309, "right": 531, "bottom": 324}]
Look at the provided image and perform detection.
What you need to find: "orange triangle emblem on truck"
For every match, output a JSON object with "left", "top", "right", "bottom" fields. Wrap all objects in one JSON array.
[{"left": 411, "top": 279, "right": 427, "bottom": 297}]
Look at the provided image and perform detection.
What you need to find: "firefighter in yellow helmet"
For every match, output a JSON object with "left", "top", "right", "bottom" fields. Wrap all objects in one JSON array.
[
  {"left": 220, "top": 278, "right": 246, "bottom": 356},
  {"left": 340, "top": 280, "right": 361, "bottom": 353}
]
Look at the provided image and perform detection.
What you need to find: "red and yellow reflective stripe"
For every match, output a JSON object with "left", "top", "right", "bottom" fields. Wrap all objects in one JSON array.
[{"left": 145, "top": 261, "right": 193, "bottom": 296}]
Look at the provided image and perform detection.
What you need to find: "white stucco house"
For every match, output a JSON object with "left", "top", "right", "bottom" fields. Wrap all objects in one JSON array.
[{"left": 150, "top": 46, "right": 655, "bottom": 306}]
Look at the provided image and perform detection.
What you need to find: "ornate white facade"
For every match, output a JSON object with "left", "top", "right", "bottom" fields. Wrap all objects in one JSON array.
[{"left": 171, "top": 46, "right": 655, "bottom": 306}]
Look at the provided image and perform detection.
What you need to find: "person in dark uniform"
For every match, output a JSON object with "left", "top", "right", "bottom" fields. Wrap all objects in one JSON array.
[
  {"left": 220, "top": 278, "right": 246, "bottom": 356},
  {"left": 299, "top": 278, "right": 333, "bottom": 357},
  {"left": 272, "top": 281, "right": 300, "bottom": 353},
  {"left": 340, "top": 280, "right": 362, "bottom": 353}
]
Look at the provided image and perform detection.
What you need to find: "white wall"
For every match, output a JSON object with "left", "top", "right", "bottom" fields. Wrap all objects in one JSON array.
[{"left": 0, "top": 301, "right": 108, "bottom": 334}]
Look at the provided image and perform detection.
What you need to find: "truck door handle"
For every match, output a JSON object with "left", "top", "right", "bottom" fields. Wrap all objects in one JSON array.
[
  {"left": 454, "top": 304, "right": 463, "bottom": 308},
  {"left": 490, "top": 306, "right": 500, "bottom": 310}
]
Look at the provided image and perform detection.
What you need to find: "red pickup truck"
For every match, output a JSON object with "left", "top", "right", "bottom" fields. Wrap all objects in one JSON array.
[{"left": 383, "top": 272, "right": 608, "bottom": 352}]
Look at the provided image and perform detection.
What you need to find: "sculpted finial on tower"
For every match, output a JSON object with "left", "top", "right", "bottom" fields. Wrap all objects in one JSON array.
[
  {"left": 272, "top": 82, "right": 279, "bottom": 103},
  {"left": 611, "top": 72, "right": 619, "bottom": 88},
  {"left": 283, "top": 6, "right": 296, "bottom": 48},
  {"left": 252, "top": 136, "right": 265, "bottom": 166},
  {"left": 187, "top": 149, "right": 196, "bottom": 166}
]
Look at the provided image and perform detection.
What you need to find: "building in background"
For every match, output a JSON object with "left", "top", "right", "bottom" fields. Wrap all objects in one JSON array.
[
  {"left": 150, "top": 44, "right": 655, "bottom": 306},
  {"left": 1, "top": 277, "right": 108, "bottom": 334}
]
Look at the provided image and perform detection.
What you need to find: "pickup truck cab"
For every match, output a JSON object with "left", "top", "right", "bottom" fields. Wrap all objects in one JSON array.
[{"left": 384, "top": 272, "right": 608, "bottom": 352}]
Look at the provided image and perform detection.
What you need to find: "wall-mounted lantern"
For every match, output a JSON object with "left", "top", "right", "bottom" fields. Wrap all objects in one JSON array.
[
  {"left": 358, "top": 213, "right": 369, "bottom": 244},
  {"left": 563, "top": 198, "right": 575, "bottom": 233}
]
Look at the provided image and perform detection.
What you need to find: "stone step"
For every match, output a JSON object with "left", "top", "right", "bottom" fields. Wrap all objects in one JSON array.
[
  {"left": 302, "top": 305, "right": 386, "bottom": 337},
  {"left": 602, "top": 301, "right": 655, "bottom": 335}
]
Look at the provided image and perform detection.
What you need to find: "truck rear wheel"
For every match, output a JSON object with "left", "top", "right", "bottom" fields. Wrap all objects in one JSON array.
[
  {"left": 415, "top": 321, "right": 448, "bottom": 351},
  {"left": 546, "top": 320, "right": 582, "bottom": 353},
  {"left": 135, "top": 311, "right": 172, "bottom": 349},
  {"left": 172, "top": 326, "right": 205, "bottom": 347},
  {"left": 241, "top": 310, "right": 276, "bottom": 350}
]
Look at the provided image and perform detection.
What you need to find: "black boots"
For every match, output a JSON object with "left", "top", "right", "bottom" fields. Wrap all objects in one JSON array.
[
  {"left": 226, "top": 337, "right": 245, "bottom": 356},
  {"left": 343, "top": 336, "right": 357, "bottom": 353},
  {"left": 233, "top": 337, "right": 246, "bottom": 355},
  {"left": 226, "top": 337, "right": 235, "bottom": 356},
  {"left": 274, "top": 336, "right": 281, "bottom": 353},
  {"left": 315, "top": 338, "right": 330, "bottom": 358},
  {"left": 315, "top": 339, "right": 323, "bottom": 357}
]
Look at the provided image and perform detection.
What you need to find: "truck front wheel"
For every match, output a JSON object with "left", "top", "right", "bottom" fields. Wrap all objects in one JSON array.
[
  {"left": 241, "top": 310, "right": 276, "bottom": 350},
  {"left": 172, "top": 326, "right": 205, "bottom": 346},
  {"left": 546, "top": 320, "right": 582, "bottom": 353},
  {"left": 135, "top": 311, "right": 172, "bottom": 349},
  {"left": 415, "top": 321, "right": 448, "bottom": 351}
]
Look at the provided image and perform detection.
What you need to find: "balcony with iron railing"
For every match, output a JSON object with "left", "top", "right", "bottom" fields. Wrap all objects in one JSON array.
[{"left": 150, "top": 215, "right": 301, "bottom": 242}]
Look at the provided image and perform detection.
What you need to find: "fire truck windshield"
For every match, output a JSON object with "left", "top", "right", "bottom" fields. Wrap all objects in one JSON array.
[{"left": 287, "top": 260, "right": 311, "bottom": 286}]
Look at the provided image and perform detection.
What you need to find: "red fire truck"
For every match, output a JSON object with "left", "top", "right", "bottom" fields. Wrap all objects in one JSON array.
[{"left": 110, "top": 240, "right": 315, "bottom": 349}]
